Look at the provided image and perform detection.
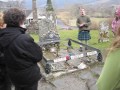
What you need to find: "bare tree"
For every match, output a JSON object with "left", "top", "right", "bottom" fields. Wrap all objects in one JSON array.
[
  {"left": 15, "top": 0, "right": 25, "bottom": 9},
  {"left": 70, "top": 4, "right": 80, "bottom": 18},
  {"left": 7, "top": 0, "right": 25, "bottom": 9}
]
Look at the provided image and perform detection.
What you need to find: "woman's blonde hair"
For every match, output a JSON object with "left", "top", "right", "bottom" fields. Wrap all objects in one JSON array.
[
  {"left": 109, "top": 27, "right": 120, "bottom": 52},
  {"left": 0, "top": 12, "right": 4, "bottom": 28}
]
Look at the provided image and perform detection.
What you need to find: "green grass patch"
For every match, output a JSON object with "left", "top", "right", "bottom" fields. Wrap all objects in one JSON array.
[
  {"left": 91, "top": 17, "right": 108, "bottom": 23},
  {"left": 30, "top": 30, "right": 114, "bottom": 50},
  {"left": 30, "top": 34, "right": 39, "bottom": 42}
]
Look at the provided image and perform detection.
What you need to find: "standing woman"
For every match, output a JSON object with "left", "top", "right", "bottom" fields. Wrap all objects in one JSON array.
[
  {"left": 97, "top": 27, "right": 120, "bottom": 89},
  {"left": 0, "top": 12, "right": 6, "bottom": 28},
  {"left": 0, "top": 8, "right": 43, "bottom": 90},
  {"left": 0, "top": 12, "right": 11, "bottom": 90},
  {"left": 111, "top": 7, "right": 120, "bottom": 36}
]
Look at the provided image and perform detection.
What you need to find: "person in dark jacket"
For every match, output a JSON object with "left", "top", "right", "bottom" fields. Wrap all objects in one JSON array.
[
  {"left": 0, "top": 50, "right": 12, "bottom": 90},
  {"left": 0, "top": 49, "right": 12, "bottom": 90},
  {"left": 0, "top": 8, "right": 43, "bottom": 90},
  {"left": 0, "top": 12, "right": 11, "bottom": 90}
]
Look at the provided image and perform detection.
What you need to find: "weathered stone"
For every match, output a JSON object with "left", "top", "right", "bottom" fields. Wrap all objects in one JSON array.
[
  {"left": 80, "top": 70, "right": 94, "bottom": 80},
  {"left": 91, "top": 65, "right": 103, "bottom": 77},
  {"left": 51, "top": 74, "right": 88, "bottom": 90}
]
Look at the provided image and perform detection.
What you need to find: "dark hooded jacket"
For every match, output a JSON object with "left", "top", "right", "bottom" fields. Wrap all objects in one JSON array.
[
  {"left": 0, "top": 51, "right": 6, "bottom": 85},
  {"left": 0, "top": 27, "right": 43, "bottom": 86}
]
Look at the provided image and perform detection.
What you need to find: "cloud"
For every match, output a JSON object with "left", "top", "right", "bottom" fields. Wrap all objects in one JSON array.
[
  {"left": 0, "top": 0, "right": 23, "bottom": 2},
  {"left": 0, "top": 0, "right": 8, "bottom": 2},
  {"left": 97, "top": 0, "right": 110, "bottom": 2}
]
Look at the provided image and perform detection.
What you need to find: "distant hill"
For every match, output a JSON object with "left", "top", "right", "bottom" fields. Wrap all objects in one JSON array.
[
  {"left": 24, "top": 0, "right": 120, "bottom": 9},
  {"left": 0, "top": 1, "right": 7, "bottom": 10},
  {"left": 0, "top": 0, "right": 120, "bottom": 9},
  {"left": 103, "top": 0, "right": 120, "bottom": 5}
]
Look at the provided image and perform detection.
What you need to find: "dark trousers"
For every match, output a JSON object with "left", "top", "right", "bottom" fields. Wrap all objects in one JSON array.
[
  {"left": 0, "top": 74, "right": 12, "bottom": 90},
  {"left": 15, "top": 82, "right": 38, "bottom": 90},
  {"left": 0, "top": 84, "right": 11, "bottom": 90}
]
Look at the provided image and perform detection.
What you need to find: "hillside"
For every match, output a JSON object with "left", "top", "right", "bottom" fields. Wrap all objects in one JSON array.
[
  {"left": 27, "top": 0, "right": 120, "bottom": 9},
  {"left": 0, "top": 0, "right": 120, "bottom": 9},
  {"left": 0, "top": 1, "right": 7, "bottom": 10}
]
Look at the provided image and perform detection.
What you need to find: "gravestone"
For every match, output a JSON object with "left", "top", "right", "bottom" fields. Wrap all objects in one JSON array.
[
  {"left": 38, "top": 0, "right": 60, "bottom": 55},
  {"left": 98, "top": 21, "right": 109, "bottom": 42},
  {"left": 38, "top": 18, "right": 60, "bottom": 46}
]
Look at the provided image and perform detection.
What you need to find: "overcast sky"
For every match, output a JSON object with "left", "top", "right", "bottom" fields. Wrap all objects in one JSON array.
[
  {"left": 0, "top": 0, "right": 112, "bottom": 9},
  {"left": 0, "top": 0, "right": 23, "bottom": 2},
  {"left": 0, "top": 0, "right": 8, "bottom": 1}
]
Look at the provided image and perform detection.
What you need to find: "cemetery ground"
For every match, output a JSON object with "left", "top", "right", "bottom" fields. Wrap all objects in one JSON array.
[{"left": 29, "top": 29, "right": 114, "bottom": 90}]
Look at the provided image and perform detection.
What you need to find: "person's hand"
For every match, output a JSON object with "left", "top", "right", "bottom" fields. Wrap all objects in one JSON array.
[
  {"left": 0, "top": 24, "right": 6, "bottom": 29},
  {"left": 79, "top": 23, "right": 84, "bottom": 27},
  {"left": 20, "top": 24, "right": 26, "bottom": 29}
]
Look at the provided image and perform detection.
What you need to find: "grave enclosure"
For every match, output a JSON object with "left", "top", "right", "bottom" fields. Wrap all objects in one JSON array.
[{"left": 27, "top": 0, "right": 103, "bottom": 80}]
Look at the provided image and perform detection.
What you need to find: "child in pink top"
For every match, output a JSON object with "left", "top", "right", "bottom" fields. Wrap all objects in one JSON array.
[{"left": 112, "top": 7, "right": 120, "bottom": 35}]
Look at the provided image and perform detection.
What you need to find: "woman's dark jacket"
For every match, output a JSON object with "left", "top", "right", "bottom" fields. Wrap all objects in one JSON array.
[
  {"left": 0, "top": 27, "right": 43, "bottom": 86},
  {"left": 0, "top": 51, "right": 6, "bottom": 84}
]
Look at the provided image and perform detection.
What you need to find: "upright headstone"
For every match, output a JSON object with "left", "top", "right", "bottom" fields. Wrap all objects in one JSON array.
[
  {"left": 38, "top": 0, "right": 60, "bottom": 54},
  {"left": 46, "top": 0, "right": 57, "bottom": 32},
  {"left": 98, "top": 21, "right": 109, "bottom": 42}
]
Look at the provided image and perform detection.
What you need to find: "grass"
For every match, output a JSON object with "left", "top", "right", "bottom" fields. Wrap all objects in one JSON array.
[
  {"left": 30, "top": 34, "right": 39, "bottom": 42},
  {"left": 91, "top": 17, "right": 108, "bottom": 23},
  {"left": 89, "top": 30, "right": 113, "bottom": 50},
  {"left": 30, "top": 29, "right": 114, "bottom": 51},
  {"left": 59, "top": 30, "right": 114, "bottom": 50}
]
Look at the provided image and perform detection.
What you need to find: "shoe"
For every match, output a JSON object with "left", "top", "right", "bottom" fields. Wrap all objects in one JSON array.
[
  {"left": 79, "top": 47, "right": 83, "bottom": 52},
  {"left": 85, "top": 47, "right": 88, "bottom": 50}
]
